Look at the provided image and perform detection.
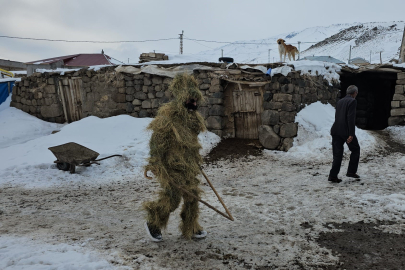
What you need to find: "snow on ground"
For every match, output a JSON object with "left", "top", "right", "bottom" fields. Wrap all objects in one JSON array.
[
  {"left": 0, "top": 235, "right": 130, "bottom": 270},
  {"left": 386, "top": 125, "right": 405, "bottom": 144},
  {"left": 0, "top": 108, "right": 220, "bottom": 189},
  {"left": 269, "top": 102, "right": 376, "bottom": 160},
  {"left": 1, "top": 96, "right": 405, "bottom": 268}
]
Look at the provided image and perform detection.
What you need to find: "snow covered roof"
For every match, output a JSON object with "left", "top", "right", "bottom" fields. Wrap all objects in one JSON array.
[
  {"left": 299, "top": 56, "right": 345, "bottom": 64},
  {"left": 27, "top": 54, "right": 125, "bottom": 66},
  {"left": 349, "top": 57, "right": 370, "bottom": 64}
]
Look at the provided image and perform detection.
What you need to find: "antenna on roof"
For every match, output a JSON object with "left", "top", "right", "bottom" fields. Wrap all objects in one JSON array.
[{"left": 101, "top": 49, "right": 104, "bottom": 54}]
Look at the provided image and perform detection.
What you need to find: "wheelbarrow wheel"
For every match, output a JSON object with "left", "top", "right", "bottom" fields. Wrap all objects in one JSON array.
[{"left": 56, "top": 162, "right": 71, "bottom": 171}]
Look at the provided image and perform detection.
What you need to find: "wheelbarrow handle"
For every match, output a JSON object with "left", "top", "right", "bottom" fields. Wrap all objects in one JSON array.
[{"left": 94, "top": 155, "right": 122, "bottom": 162}]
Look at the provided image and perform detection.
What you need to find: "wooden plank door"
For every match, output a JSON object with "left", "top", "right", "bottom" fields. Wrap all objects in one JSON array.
[
  {"left": 58, "top": 78, "right": 83, "bottom": 123},
  {"left": 232, "top": 88, "right": 263, "bottom": 139}
]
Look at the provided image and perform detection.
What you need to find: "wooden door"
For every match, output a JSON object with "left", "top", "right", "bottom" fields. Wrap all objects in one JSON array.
[
  {"left": 232, "top": 88, "right": 263, "bottom": 139},
  {"left": 58, "top": 78, "right": 84, "bottom": 123}
]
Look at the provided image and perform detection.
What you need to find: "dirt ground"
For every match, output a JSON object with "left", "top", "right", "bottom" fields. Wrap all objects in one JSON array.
[{"left": 1, "top": 134, "right": 405, "bottom": 269}]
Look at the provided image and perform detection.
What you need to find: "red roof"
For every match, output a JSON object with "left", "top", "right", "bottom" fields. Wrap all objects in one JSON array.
[{"left": 26, "top": 54, "right": 123, "bottom": 66}]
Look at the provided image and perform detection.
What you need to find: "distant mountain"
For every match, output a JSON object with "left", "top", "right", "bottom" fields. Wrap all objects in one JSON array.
[
  {"left": 185, "top": 21, "right": 404, "bottom": 64},
  {"left": 301, "top": 22, "right": 404, "bottom": 64}
]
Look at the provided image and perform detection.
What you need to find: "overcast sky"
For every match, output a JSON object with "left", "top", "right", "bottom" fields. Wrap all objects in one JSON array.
[{"left": 1, "top": 0, "right": 404, "bottom": 64}]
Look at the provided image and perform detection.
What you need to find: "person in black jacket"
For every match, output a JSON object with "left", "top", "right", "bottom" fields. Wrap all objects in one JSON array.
[{"left": 328, "top": 85, "right": 360, "bottom": 183}]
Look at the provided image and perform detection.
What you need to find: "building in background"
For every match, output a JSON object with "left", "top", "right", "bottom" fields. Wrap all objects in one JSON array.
[
  {"left": 299, "top": 56, "right": 345, "bottom": 65},
  {"left": 26, "top": 52, "right": 125, "bottom": 75},
  {"left": 349, "top": 57, "right": 370, "bottom": 66}
]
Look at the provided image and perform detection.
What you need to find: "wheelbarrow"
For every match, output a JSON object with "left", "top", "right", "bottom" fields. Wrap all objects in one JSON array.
[{"left": 48, "top": 142, "right": 122, "bottom": 173}]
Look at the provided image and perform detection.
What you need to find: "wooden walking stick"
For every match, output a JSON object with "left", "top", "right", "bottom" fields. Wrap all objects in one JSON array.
[
  {"left": 144, "top": 169, "right": 234, "bottom": 221},
  {"left": 200, "top": 169, "right": 234, "bottom": 221}
]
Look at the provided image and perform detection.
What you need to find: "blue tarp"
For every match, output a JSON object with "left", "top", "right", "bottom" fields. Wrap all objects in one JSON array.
[{"left": 0, "top": 81, "right": 14, "bottom": 106}]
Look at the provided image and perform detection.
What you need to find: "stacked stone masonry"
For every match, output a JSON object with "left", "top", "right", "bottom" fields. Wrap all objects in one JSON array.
[
  {"left": 11, "top": 64, "right": 339, "bottom": 151},
  {"left": 388, "top": 71, "right": 405, "bottom": 126}
]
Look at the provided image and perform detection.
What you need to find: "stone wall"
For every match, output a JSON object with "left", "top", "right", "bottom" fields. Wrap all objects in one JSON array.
[
  {"left": 10, "top": 64, "right": 339, "bottom": 151},
  {"left": 258, "top": 71, "right": 338, "bottom": 151},
  {"left": 389, "top": 71, "right": 405, "bottom": 125}
]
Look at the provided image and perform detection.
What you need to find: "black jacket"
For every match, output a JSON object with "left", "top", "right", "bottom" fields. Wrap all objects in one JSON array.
[{"left": 331, "top": 95, "right": 357, "bottom": 137}]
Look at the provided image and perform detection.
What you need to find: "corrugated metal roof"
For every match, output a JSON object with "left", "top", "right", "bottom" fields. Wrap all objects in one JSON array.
[
  {"left": 299, "top": 56, "right": 345, "bottom": 64},
  {"left": 26, "top": 54, "right": 124, "bottom": 66}
]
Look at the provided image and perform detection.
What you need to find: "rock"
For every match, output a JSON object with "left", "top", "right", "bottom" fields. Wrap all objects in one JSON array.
[
  {"left": 209, "top": 105, "right": 225, "bottom": 116},
  {"left": 212, "top": 92, "right": 224, "bottom": 99},
  {"left": 281, "top": 102, "right": 296, "bottom": 111},
  {"left": 391, "top": 101, "right": 400, "bottom": 108},
  {"left": 199, "top": 84, "right": 210, "bottom": 90},
  {"left": 206, "top": 116, "right": 223, "bottom": 129},
  {"left": 142, "top": 100, "right": 152, "bottom": 109},
  {"left": 273, "top": 125, "right": 280, "bottom": 134},
  {"left": 258, "top": 125, "right": 280, "bottom": 150},
  {"left": 41, "top": 104, "right": 63, "bottom": 118},
  {"left": 279, "top": 123, "right": 298, "bottom": 138},
  {"left": 279, "top": 111, "right": 296, "bottom": 123},
  {"left": 144, "top": 78, "right": 152, "bottom": 86},
  {"left": 152, "top": 77, "right": 163, "bottom": 84},
  {"left": 112, "top": 93, "right": 126, "bottom": 103},
  {"left": 281, "top": 138, "right": 294, "bottom": 151},
  {"left": 209, "top": 84, "right": 223, "bottom": 93},
  {"left": 138, "top": 110, "right": 149, "bottom": 118},
  {"left": 198, "top": 107, "right": 209, "bottom": 119},
  {"left": 273, "top": 93, "right": 292, "bottom": 102},
  {"left": 126, "top": 102, "right": 134, "bottom": 112},
  {"left": 44, "top": 85, "right": 56, "bottom": 94},
  {"left": 397, "top": 72, "right": 405, "bottom": 80},
  {"left": 395, "top": 85, "right": 404, "bottom": 94},
  {"left": 388, "top": 116, "right": 404, "bottom": 126},
  {"left": 132, "top": 99, "right": 142, "bottom": 106},
  {"left": 208, "top": 98, "right": 223, "bottom": 105},
  {"left": 393, "top": 94, "right": 405, "bottom": 101},
  {"left": 134, "top": 92, "right": 147, "bottom": 100},
  {"left": 391, "top": 108, "right": 405, "bottom": 116},
  {"left": 261, "top": 110, "right": 279, "bottom": 126}
]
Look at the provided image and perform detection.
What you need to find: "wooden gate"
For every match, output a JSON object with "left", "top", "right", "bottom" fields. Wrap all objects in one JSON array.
[
  {"left": 58, "top": 78, "right": 84, "bottom": 123},
  {"left": 231, "top": 83, "right": 264, "bottom": 139}
]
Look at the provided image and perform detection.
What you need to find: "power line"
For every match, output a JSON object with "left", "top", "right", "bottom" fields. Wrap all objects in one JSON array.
[
  {"left": 0, "top": 35, "right": 178, "bottom": 43},
  {"left": 183, "top": 37, "right": 318, "bottom": 45},
  {"left": 184, "top": 35, "right": 215, "bottom": 49}
]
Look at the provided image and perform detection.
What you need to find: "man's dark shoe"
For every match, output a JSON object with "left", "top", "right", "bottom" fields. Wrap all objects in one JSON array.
[
  {"left": 328, "top": 176, "right": 342, "bottom": 183},
  {"left": 144, "top": 222, "right": 163, "bottom": 242},
  {"left": 346, "top": 173, "right": 360, "bottom": 178}
]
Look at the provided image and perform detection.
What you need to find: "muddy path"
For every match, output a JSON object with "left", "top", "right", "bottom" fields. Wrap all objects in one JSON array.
[{"left": 1, "top": 134, "right": 405, "bottom": 269}]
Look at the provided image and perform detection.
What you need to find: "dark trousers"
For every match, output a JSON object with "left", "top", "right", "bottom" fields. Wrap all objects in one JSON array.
[{"left": 329, "top": 135, "right": 360, "bottom": 178}]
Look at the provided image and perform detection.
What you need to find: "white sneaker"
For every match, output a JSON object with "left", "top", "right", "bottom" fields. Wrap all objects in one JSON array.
[
  {"left": 144, "top": 222, "right": 163, "bottom": 242},
  {"left": 192, "top": 230, "right": 207, "bottom": 239}
]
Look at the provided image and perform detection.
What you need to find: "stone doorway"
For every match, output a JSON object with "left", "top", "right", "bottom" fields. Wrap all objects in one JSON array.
[{"left": 340, "top": 71, "right": 397, "bottom": 130}]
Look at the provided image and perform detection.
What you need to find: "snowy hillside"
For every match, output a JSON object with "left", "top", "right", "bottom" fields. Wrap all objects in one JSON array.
[
  {"left": 154, "top": 21, "right": 404, "bottom": 65},
  {"left": 302, "top": 21, "right": 405, "bottom": 64}
]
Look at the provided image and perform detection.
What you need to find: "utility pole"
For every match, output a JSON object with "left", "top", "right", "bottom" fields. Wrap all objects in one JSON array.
[
  {"left": 380, "top": 51, "right": 382, "bottom": 64},
  {"left": 348, "top": 45, "right": 352, "bottom": 64},
  {"left": 399, "top": 26, "right": 405, "bottom": 63},
  {"left": 297, "top": 41, "right": 301, "bottom": 60},
  {"left": 370, "top": 51, "right": 371, "bottom": 63},
  {"left": 268, "top": 49, "right": 272, "bottom": 63},
  {"left": 221, "top": 49, "right": 223, "bottom": 58},
  {"left": 179, "top": 30, "right": 184, "bottom": 55}
]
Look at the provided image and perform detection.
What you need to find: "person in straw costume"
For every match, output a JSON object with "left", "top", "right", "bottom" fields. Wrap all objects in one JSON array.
[{"left": 143, "top": 73, "right": 207, "bottom": 241}]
